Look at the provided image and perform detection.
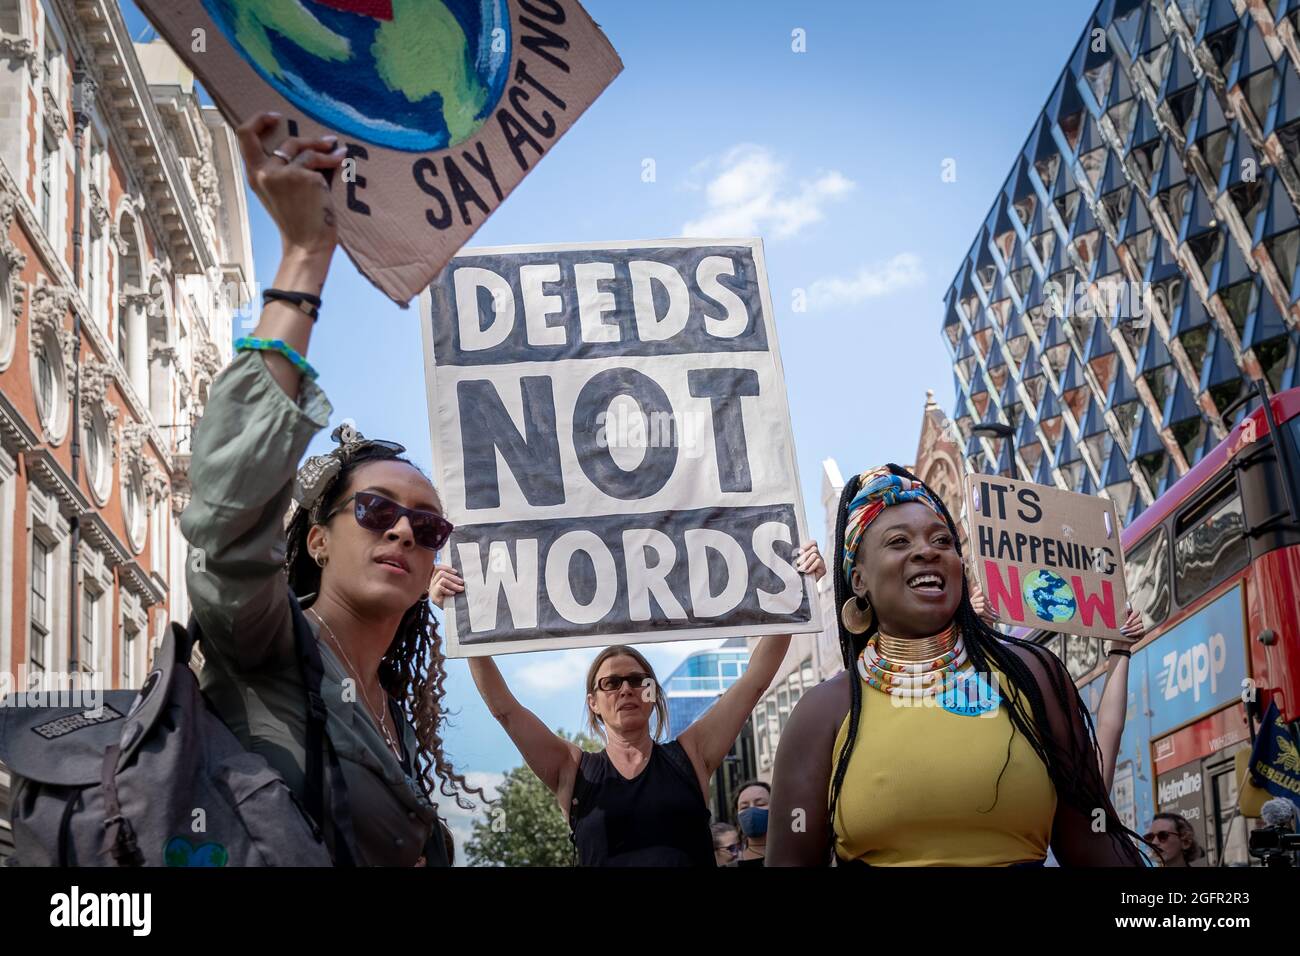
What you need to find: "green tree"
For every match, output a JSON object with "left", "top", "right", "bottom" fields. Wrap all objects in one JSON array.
[{"left": 465, "top": 729, "right": 602, "bottom": 867}]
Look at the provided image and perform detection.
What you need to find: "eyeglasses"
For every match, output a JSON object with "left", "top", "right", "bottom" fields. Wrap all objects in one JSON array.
[
  {"left": 326, "top": 491, "right": 454, "bottom": 552},
  {"left": 595, "top": 672, "right": 654, "bottom": 693},
  {"left": 715, "top": 843, "right": 740, "bottom": 855},
  {"left": 1143, "top": 831, "right": 1178, "bottom": 843}
]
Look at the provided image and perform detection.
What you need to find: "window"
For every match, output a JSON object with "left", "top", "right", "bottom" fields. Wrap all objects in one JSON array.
[
  {"left": 80, "top": 587, "right": 96, "bottom": 675},
  {"left": 1174, "top": 479, "right": 1250, "bottom": 605},
  {"left": 33, "top": 334, "right": 65, "bottom": 437},
  {"left": 35, "top": 341, "right": 54, "bottom": 416},
  {"left": 117, "top": 306, "right": 129, "bottom": 365},
  {"left": 123, "top": 466, "right": 147, "bottom": 551},
  {"left": 123, "top": 623, "right": 140, "bottom": 687},
  {"left": 83, "top": 410, "right": 108, "bottom": 500},
  {"left": 0, "top": 255, "right": 12, "bottom": 365},
  {"left": 30, "top": 538, "right": 50, "bottom": 673},
  {"left": 39, "top": 128, "right": 55, "bottom": 237},
  {"left": 88, "top": 218, "right": 102, "bottom": 316},
  {"left": 1124, "top": 527, "right": 1171, "bottom": 630}
]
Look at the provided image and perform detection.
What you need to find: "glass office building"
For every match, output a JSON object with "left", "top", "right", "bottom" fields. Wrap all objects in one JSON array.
[
  {"left": 662, "top": 640, "right": 749, "bottom": 739},
  {"left": 943, "top": 0, "right": 1300, "bottom": 521}
]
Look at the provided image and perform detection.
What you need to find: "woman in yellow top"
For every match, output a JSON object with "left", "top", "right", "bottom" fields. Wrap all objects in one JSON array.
[{"left": 767, "top": 464, "right": 1148, "bottom": 866}]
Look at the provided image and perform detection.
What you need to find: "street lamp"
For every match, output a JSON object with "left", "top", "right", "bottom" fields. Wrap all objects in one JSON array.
[{"left": 970, "top": 422, "right": 1016, "bottom": 476}]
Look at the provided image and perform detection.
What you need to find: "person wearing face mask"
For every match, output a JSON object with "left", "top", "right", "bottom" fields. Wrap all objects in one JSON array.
[
  {"left": 431, "top": 544, "right": 826, "bottom": 866},
  {"left": 733, "top": 780, "right": 771, "bottom": 867},
  {"left": 766, "top": 465, "right": 1150, "bottom": 867}
]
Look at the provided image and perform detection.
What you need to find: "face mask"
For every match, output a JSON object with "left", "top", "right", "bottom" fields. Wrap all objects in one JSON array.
[{"left": 737, "top": 806, "right": 769, "bottom": 838}]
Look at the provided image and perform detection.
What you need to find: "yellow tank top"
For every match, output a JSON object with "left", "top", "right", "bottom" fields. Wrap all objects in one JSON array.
[{"left": 830, "top": 665, "right": 1057, "bottom": 866}]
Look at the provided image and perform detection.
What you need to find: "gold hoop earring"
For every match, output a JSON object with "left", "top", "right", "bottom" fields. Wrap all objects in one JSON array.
[
  {"left": 841, "top": 594, "right": 874, "bottom": 635},
  {"left": 315, "top": 552, "right": 328, "bottom": 569}
]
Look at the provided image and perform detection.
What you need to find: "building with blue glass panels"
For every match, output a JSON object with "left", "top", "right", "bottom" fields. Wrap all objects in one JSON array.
[
  {"left": 943, "top": 0, "right": 1300, "bottom": 522},
  {"left": 662, "top": 640, "right": 748, "bottom": 740}
]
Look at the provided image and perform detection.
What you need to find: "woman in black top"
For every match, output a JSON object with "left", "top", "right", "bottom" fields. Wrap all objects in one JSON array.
[{"left": 431, "top": 543, "right": 825, "bottom": 866}]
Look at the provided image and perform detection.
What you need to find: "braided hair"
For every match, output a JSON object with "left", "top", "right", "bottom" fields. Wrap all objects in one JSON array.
[
  {"left": 827, "top": 463, "right": 1148, "bottom": 864},
  {"left": 286, "top": 443, "right": 484, "bottom": 811}
]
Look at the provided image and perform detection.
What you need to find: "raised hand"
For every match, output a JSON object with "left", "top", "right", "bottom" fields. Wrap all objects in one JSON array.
[
  {"left": 429, "top": 564, "right": 465, "bottom": 610},
  {"left": 234, "top": 111, "right": 346, "bottom": 265},
  {"left": 794, "top": 541, "right": 826, "bottom": 582},
  {"left": 969, "top": 578, "right": 998, "bottom": 626}
]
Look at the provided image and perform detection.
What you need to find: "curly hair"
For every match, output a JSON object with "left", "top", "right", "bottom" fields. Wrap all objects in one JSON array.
[
  {"left": 285, "top": 443, "right": 484, "bottom": 812},
  {"left": 827, "top": 463, "right": 1151, "bottom": 865}
]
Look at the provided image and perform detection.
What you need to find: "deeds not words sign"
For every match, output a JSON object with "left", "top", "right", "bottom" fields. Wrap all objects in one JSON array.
[
  {"left": 421, "top": 239, "right": 822, "bottom": 656},
  {"left": 964, "top": 475, "right": 1130, "bottom": 642},
  {"left": 138, "top": 0, "right": 622, "bottom": 304}
]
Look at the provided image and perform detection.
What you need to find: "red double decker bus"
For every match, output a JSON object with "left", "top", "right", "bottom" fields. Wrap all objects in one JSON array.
[{"left": 1022, "top": 384, "right": 1300, "bottom": 866}]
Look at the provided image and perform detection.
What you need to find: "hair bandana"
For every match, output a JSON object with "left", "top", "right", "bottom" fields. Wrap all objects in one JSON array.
[
  {"left": 841, "top": 467, "right": 946, "bottom": 584},
  {"left": 291, "top": 423, "right": 406, "bottom": 524}
]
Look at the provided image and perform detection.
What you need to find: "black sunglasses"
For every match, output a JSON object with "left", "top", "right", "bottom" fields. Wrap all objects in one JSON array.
[
  {"left": 326, "top": 491, "right": 453, "bottom": 552},
  {"left": 595, "top": 672, "right": 654, "bottom": 693}
]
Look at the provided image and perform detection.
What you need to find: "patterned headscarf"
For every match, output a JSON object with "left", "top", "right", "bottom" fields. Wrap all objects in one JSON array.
[
  {"left": 291, "top": 423, "right": 406, "bottom": 524},
  {"left": 841, "top": 466, "right": 947, "bottom": 584}
]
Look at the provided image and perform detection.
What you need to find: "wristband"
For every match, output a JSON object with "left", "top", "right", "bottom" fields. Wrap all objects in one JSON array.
[
  {"left": 235, "top": 336, "right": 319, "bottom": 381},
  {"left": 1107, "top": 647, "right": 1131, "bottom": 659},
  {"left": 263, "top": 288, "right": 322, "bottom": 321}
]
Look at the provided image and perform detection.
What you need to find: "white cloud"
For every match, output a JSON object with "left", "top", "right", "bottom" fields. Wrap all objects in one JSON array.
[
  {"left": 681, "top": 144, "right": 855, "bottom": 240},
  {"left": 806, "top": 253, "right": 925, "bottom": 310},
  {"left": 511, "top": 647, "right": 598, "bottom": 695}
]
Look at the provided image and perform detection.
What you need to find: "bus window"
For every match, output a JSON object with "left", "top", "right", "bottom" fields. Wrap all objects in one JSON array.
[
  {"left": 1123, "top": 528, "right": 1171, "bottom": 631},
  {"left": 1174, "top": 479, "right": 1249, "bottom": 606},
  {"left": 1063, "top": 633, "right": 1101, "bottom": 681}
]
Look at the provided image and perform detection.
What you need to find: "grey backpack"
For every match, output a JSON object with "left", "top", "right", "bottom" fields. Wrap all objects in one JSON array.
[{"left": 0, "top": 595, "right": 355, "bottom": 866}]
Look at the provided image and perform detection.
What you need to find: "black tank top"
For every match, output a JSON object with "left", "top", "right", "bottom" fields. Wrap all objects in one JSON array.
[{"left": 569, "top": 741, "right": 715, "bottom": 867}]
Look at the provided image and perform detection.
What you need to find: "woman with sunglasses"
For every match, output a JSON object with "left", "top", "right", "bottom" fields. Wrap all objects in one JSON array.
[
  {"left": 180, "top": 111, "right": 480, "bottom": 866},
  {"left": 431, "top": 544, "right": 825, "bottom": 866}
]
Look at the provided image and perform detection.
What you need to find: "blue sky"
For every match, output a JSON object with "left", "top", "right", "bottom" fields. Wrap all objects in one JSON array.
[{"left": 124, "top": 0, "right": 1099, "bottom": 827}]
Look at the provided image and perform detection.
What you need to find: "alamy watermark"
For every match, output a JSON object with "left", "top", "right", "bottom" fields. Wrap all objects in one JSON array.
[{"left": 0, "top": 669, "right": 105, "bottom": 714}]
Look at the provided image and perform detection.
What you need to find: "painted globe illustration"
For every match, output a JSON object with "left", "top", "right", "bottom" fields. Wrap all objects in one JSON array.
[
  {"left": 1022, "top": 569, "right": 1077, "bottom": 624},
  {"left": 202, "top": 0, "right": 512, "bottom": 151}
]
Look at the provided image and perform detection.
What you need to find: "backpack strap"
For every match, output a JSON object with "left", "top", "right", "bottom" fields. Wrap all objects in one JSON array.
[
  {"left": 289, "top": 594, "right": 357, "bottom": 867},
  {"left": 100, "top": 744, "right": 143, "bottom": 866}
]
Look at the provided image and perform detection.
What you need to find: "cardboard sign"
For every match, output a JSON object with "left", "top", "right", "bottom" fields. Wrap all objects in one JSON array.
[
  {"left": 138, "top": 0, "right": 622, "bottom": 304},
  {"left": 964, "top": 474, "right": 1128, "bottom": 640},
  {"left": 421, "top": 238, "right": 822, "bottom": 656}
]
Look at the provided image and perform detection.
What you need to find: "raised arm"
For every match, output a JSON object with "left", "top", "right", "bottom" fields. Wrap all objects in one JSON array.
[
  {"left": 1095, "top": 608, "right": 1143, "bottom": 791},
  {"left": 431, "top": 566, "right": 581, "bottom": 797},
  {"left": 180, "top": 113, "right": 347, "bottom": 671},
  {"left": 678, "top": 542, "right": 826, "bottom": 777},
  {"left": 1011, "top": 642, "right": 1144, "bottom": 866}
]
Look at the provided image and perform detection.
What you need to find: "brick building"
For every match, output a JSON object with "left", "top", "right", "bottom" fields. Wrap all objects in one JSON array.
[{"left": 0, "top": 0, "right": 253, "bottom": 858}]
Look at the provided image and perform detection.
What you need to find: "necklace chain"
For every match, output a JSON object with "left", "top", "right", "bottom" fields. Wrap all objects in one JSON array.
[{"left": 308, "top": 607, "right": 402, "bottom": 758}]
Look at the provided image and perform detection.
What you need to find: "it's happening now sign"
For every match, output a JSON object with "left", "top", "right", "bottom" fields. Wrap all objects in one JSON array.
[
  {"left": 964, "top": 474, "right": 1129, "bottom": 641},
  {"left": 138, "top": 0, "right": 621, "bottom": 304},
  {"left": 422, "top": 239, "right": 822, "bottom": 656}
]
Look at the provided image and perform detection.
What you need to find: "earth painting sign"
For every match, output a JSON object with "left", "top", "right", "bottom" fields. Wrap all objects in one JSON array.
[
  {"left": 963, "top": 474, "right": 1129, "bottom": 642},
  {"left": 421, "top": 238, "right": 823, "bottom": 656},
  {"left": 137, "top": 0, "right": 623, "bottom": 304}
]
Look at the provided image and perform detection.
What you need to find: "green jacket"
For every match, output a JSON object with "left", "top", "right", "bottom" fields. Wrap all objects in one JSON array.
[{"left": 180, "top": 350, "right": 442, "bottom": 866}]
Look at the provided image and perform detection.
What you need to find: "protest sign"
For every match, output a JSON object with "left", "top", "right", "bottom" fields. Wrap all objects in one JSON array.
[
  {"left": 421, "top": 239, "right": 822, "bottom": 656},
  {"left": 137, "top": 0, "right": 622, "bottom": 304},
  {"left": 963, "top": 474, "right": 1128, "bottom": 641}
]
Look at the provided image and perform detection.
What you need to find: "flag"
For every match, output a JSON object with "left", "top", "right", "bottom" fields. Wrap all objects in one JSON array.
[{"left": 1248, "top": 698, "right": 1300, "bottom": 812}]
